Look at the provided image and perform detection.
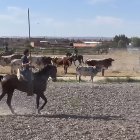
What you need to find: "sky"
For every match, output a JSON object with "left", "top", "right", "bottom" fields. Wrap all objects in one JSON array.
[{"left": 0, "top": 0, "right": 140, "bottom": 37}]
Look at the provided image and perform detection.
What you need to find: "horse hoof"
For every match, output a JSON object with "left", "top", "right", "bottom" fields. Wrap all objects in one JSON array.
[
  {"left": 12, "top": 112, "right": 17, "bottom": 115},
  {"left": 38, "top": 110, "right": 41, "bottom": 114}
]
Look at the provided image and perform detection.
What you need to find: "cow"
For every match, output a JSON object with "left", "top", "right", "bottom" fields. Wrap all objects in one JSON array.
[
  {"left": 52, "top": 56, "right": 71, "bottom": 74},
  {"left": 9, "top": 56, "right": 52, "bottom": 74},
  {"left": 76, "top": 66, "right": 102, "bottom": 82},
  {"left": 0, "top": 54, "right": 23, "bottom": 66},
  {"left": 85, "top": 58, "right": 114, "bottom": 76}
]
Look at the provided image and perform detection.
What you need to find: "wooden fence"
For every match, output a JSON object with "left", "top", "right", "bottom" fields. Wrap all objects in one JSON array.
[
  {"left": 13, "top": 47, "right": 108, "bottom": 55},
  {"left": 0, "top": 46, "right": 109, "bottom": 55}
]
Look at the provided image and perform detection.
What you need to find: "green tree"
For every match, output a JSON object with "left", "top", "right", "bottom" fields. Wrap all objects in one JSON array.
[
  {"left": 118, "top": 40, "right": 126, "bottom": 48},
  {"left": 131, "top": 37, "right": 140, "bottom": 47},
  {"left": 113, "top": 34, "right": 130, "bottom": 47}
]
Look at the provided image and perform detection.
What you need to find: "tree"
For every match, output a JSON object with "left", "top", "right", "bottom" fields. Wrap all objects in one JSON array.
[
  {"left": 118, "top": 40, "right": 126, "bottom": 48},
  {"left": 131, "top": 37, "right": 140, "bottom": 47},
  {"left": 113, "top": 34, "right": 130, "bottom": 47}
]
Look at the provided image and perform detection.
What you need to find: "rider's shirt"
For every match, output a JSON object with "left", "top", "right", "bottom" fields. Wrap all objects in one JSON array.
[{"left": 21, "top": 55, "right": 29, "bottom": 70}]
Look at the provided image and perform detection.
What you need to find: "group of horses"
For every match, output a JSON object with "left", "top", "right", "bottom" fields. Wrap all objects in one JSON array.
[{"left": 0, "top": 51, "right": 85, "bottom": 114}]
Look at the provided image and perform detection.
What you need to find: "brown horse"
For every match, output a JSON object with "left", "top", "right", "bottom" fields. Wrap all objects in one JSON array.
[{"left": 0, "top": 65, "right": 57, "bottom": 114}]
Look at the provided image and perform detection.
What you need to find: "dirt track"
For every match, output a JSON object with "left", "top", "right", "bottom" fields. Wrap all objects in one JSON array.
[{"left": 0, "top": 82, "right": 140, "bottom": 139}]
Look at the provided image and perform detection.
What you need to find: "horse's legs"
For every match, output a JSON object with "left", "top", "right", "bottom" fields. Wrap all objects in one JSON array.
[
  {"left": 38, "top": 93, "right": 47, "bottom": 114},
  {"left": 79, "top": 75, "right": 81, "bottom": 83},
  {"left": 91, "top": 76, "right": 93, "bottom": 83},
  {"left": 78, "top": 60, "right": 82, "bottom": 65},
  {"left": 36, "top": 94, "right": 40, "bottom": 109},
  {"left": 64, "top": 66, "right": 67, "bottom": 74},
  {"left": 82, "top": 57, "right": 84, "bottom": 64},
  {"left": 0, "top": 92, "right": 6, "bottom": 101},
  {"left": 102, "top": 69, "right": 105, "bottom": 76},
  {"left": 76, "top": 74, "right": 77, "bottom": 81},
  {"left": 7, "top": 92, "right": 15, "bottom": 114},
  {"left": 79, "top": 57, "right": 84, "bottom": 65},
  {"left": 65, "top": 67, "right": 68, "bottom": 74},
  {"left": 74, "top": 61, "right": 76, "bottom": 66}
]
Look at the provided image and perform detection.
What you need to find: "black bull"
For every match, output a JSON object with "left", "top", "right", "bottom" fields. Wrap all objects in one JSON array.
[{"left": 85, "top": 58, "right": 114, "bottom": 76}]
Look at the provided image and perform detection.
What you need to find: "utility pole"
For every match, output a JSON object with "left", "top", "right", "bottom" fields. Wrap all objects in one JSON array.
[
  {"left": 28, "top": 8, "right": 33, "bottom": 96},
  {"left": 28, "top": 8, "right": 31, "bottom": 58}
]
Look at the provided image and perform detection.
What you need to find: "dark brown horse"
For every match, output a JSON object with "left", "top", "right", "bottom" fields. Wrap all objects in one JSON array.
[
  {"left": 0, "top": 65, "right": 57, "bottom": 114},
  {"left": 66, "top": 52, "right": 84, "bottom": 66}
]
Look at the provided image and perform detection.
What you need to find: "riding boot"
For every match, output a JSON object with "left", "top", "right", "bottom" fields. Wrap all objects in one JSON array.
[{"left": 27, "top": 81, "right": 33, "bottom": 96}]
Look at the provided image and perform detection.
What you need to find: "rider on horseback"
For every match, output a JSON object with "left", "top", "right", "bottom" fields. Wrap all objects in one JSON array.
[
  {"left": 21, "top": 49, "right": 34, "bottom": 96},
  {"left": 73, "top": 46, "right": 78, "bottom": 59}
]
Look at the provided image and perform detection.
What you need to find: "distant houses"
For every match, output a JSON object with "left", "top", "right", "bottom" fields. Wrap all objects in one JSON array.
[
  {"left": 0, "top": 37, "right": 104, "bottom": 49},
  {"left": 73, "top": 41, "right": 102, "bottom": 48}
]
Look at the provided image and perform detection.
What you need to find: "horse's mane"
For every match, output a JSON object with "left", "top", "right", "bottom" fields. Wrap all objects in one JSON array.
[{"left": 33, "top": 65, "right": 54, "bottom": 76}]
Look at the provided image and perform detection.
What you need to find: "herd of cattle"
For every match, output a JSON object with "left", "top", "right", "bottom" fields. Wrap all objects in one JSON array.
[{"left": 0, "top": 53, "right": 114, "bottom": 82}]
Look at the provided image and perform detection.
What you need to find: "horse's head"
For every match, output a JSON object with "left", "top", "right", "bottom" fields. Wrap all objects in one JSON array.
[
  {"left": 41, "top": 56, "right": 52, "bottom": 65},
  {"left": 47, "top": 65, "right": 57, "bottom": 82}
]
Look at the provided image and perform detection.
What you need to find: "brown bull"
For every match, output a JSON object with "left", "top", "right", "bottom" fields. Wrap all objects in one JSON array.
[{"left": 52, "top": 56, "right": 71, "bottom": 74}]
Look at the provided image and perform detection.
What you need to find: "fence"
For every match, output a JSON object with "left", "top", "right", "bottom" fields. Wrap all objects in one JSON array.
[{"left": 13, "top": 46, "right": 104, "bottom": 55}]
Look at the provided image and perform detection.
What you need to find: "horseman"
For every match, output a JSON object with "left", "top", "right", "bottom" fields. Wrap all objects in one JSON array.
[
  {"left": 73, "top": 46, "right": 78, "bottom": 59},
  {"left": 21, "top": 49, "right": 34, "bottom": 96}
]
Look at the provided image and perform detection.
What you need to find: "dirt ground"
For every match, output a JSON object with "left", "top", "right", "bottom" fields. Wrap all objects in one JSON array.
[
  {"left": 0, "top": 50, "right": 140, "bottom": 139},
  {"left": 0, "top": 82, "right": 140, "bottom": 139}
]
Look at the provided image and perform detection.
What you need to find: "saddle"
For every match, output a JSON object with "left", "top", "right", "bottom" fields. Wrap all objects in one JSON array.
[
  {"left": 17, "top": 68, "right": 34, "bottom": 81},
  {"left": 17, "top": 68, "right": 26, "bottom": 81}
]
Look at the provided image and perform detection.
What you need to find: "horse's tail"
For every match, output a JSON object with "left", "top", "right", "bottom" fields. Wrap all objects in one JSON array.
[{"left": 0, "top": 75, "right": 3, "bottom": 81}]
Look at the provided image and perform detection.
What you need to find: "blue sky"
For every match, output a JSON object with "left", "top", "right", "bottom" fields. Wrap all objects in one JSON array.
[{"left": 0, "top": 0, "right": 140, "bottom": 37}]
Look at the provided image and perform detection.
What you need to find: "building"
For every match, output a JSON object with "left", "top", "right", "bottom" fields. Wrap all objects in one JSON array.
[{"left": 73, "top": 41, "right": 102, "bottom": 48}]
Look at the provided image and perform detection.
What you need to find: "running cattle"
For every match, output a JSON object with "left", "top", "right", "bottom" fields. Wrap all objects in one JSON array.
[
  {"left": 85, "top": 58, "right": 114, "bottom": 76},
  {"left": 10, "top": 56, "right": 52, "bottom": 74},
  {"left": 0, "top": 54, "right": 23, "bottom": 66},
  {"left": 76, "top": 66, "right": 102, "bottom": 82},
  {"left": 52, "top": 56, "right": 71, "bottom": 74}
]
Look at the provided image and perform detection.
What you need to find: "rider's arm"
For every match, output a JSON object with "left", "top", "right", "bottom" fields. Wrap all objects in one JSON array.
[
  {"left": 22, "top": 61, "right": 31, "bottom": 67},
  {"left": 22, "top": 61, "right": 35, "bottom": 68},
  {"left": 21, "top": 56, "right": 31, "bottom": 67}
]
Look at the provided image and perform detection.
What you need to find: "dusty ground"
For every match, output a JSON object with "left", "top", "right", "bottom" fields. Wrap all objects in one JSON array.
[
  {"left": 0, "top": 82, "right": 140, "bottom": 140},
  {"left": 0, "top": 50, "right": 139, "bottom": 139}
]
